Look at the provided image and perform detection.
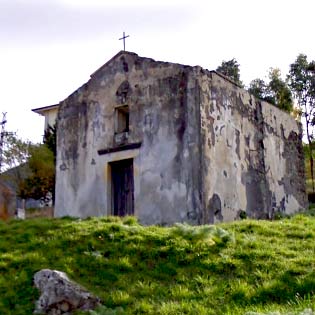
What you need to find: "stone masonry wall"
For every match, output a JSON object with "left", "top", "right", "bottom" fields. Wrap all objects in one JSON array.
[{"left": 199, "top": 71, "right": 307, "bottom": 223}]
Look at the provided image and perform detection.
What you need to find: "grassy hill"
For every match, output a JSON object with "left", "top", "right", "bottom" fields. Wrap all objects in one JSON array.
[{"left": 1, "top": 215, "right": 315, "bottom": 315}]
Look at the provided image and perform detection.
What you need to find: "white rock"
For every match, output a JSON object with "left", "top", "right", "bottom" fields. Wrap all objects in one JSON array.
[{"left": 34, "top": 269, "right": 100, "bottom": 314}]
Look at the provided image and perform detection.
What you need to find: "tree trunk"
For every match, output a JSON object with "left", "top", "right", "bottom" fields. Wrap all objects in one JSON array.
[
  {"left": 310, "top": 146, "right": 315, "bottom": 192},
  {"left": 306, "top": 118, "right": 315, "bottom": 192}
]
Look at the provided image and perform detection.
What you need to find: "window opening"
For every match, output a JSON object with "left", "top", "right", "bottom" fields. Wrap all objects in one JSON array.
[{"left": 115, "top": 105, "right": 129, "bottom": 134}]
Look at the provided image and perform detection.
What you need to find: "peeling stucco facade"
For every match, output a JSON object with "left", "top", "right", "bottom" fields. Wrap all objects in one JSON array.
[{"left": 55, "top": 51, "right": 307, "bottom": 224}]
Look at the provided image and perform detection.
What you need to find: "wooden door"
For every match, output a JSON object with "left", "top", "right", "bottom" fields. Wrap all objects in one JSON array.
[{"left": 111, "top": 159, "right": 134, "bottom": 216}]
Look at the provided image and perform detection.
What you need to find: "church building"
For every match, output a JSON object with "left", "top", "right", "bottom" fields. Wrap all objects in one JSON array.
[{"left": 35, "top": 51, "right": 307, "bottom": 224}]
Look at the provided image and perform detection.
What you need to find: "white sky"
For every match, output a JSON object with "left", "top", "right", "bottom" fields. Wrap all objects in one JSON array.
[{"left": 1, "top": 0, "right": 315, "bottom": 143}]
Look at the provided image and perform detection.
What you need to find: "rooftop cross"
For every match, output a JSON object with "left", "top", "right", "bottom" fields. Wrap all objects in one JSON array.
[{"left": 119, "top": 32, "right": 130, "bottom": 51}]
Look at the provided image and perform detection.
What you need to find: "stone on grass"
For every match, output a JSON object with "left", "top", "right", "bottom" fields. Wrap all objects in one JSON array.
[{"left": 34, "top": 269, "right": 101, "bottom": 314}]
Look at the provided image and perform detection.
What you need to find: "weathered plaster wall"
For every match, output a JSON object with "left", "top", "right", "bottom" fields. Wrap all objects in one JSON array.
[
  {"left": 199, "top": 71, "right": 307, "bottom": 223},
  {"left": 261, "top": 103, "right": 307, "bottom": 215},
  {"left": 55, "top": 51, "right": 307, "bottom": 224},
  {"left": 44, "top": 108, "right": 58, "bottom": 130},
  {"left": 55, "top": 52, "right": 202, "bottom": 224}
]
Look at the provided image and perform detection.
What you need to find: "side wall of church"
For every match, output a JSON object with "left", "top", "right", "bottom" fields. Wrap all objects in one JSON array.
[
  {"left": 199, "top": 71, "right": 307, "bottom": 223},
  {"left": 55, "top": 53, "right": 203, "bottom": 224}
]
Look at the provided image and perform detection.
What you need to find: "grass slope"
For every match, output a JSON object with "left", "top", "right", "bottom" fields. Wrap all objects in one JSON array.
[{"left": 1, "top": 215, "right": 315, "bottom": 315}]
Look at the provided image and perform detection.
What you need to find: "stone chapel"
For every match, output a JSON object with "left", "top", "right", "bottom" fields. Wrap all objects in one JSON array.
[{"left": 34, "top": 51, "right": 307, "bottom": 224}]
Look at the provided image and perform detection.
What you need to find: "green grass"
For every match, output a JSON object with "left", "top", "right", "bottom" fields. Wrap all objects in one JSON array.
[{"left": 1, "top": 215, "right": 315, "bottom": 314}]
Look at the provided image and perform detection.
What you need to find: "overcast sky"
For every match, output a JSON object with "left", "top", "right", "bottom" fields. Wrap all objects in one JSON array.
[{"left": 1, "top": 0, "right": 315, "bottom": 143}]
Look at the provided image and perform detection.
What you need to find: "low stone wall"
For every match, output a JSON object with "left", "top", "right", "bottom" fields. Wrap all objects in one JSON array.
[{"left": 25, "top": 207, "right": 54, "bottom": 219}]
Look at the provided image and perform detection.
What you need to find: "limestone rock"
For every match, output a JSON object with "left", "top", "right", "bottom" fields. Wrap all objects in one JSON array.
[{"left": 34, "top": 269, "right": 101, "bottom": 314}]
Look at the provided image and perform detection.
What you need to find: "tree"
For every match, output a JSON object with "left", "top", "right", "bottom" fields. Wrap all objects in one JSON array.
[
  {"left": 21, "top": 124, "right": 56, "bottom": 204},
  {"left": 1, "top": 133, "right": 32, "bottom": 173},
  {"left": 216, "top": 58, "right": 243, "bottom": 86},
  {"left": 42, "top": 123, "right": 56, "bottom": 203},
  {"left": 248, "top": 78, "right": 269, "bottom": 100},
  {"left": 20, "top": 144, "right": 55, "bottom": 203},
  {"left": 1, "top": 129, "right": 56, "bottom": 206},
  {"left": 44, "top": 124, "right": 56, "bottom": 161},
  {"left": 287, "top": 54, "right": 315, "bottom": 191},
  {"left": 248, "top": 68, "right": 293, "bottom": 113},
  {"left": 268, "top": 68, "right": 293, "bottom": 113},
  {"left": 0, "top": 133, "right": 32, "bottom": 201}
]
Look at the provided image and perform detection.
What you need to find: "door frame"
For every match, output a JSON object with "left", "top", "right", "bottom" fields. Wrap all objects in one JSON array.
[
  {"left": 101, "top": 148, "right": 140, "bottom": 217},
  {"left": 110, "top": 158, "right": 134, "bottom": 216}
]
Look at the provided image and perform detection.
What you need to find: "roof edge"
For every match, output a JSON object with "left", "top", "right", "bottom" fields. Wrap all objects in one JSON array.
[
  {"left": 210, "top": 70, "right": 244, "bottom": 88},
  {"left": 32, "top": 104, "right": 59, "bottom": 115},
  {"left": 90, "top": 51, "right": 139, "bottom": 78}
]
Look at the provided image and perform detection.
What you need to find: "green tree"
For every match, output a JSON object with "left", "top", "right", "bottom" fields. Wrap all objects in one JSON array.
[
  {"left": 216, "top": 58, "right": 243, "bottom": 86},
  {"left": 1, "top": 133, "right": 31, "bottom": 173},
  {"left": 43, "top": 123, "right": 56, "bottom": 203},
  {"left": 287, "top": 54, "right": 315, "bottom": 191},
  {"left": 268, "top": 68, "right": 293, "bottom": 113},
  {"left": 248, "top": 78, "right": 269, "bottom": 100},
  {"left": 248, "top": 68, "right": 293, "bottom": 113},
  {"left": 20, "top": 144, "right": 55, "bottom": 203},
  {"left": 43, "top": 124, "right": 56, "bottom": 161},
  {"left": 0, "top": 133, "right": 32, "bottom": 201},
  {"left": 1, "top": 130, "right": 56, "bottom": 205}
]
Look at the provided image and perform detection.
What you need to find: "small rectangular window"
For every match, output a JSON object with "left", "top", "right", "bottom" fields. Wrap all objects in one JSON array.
[{"left": 115, "top": 105, "right": 129, "bottom": 133}]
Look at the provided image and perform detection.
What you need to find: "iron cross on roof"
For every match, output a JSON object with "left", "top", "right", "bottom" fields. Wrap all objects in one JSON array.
[{"left": 119, "top": 32, "right": 130, "bottom": 51}]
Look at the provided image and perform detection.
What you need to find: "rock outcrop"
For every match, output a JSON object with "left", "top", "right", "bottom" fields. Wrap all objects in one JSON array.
[{"left": 34, "top": 269, "right": 101, "bottom": 314}]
